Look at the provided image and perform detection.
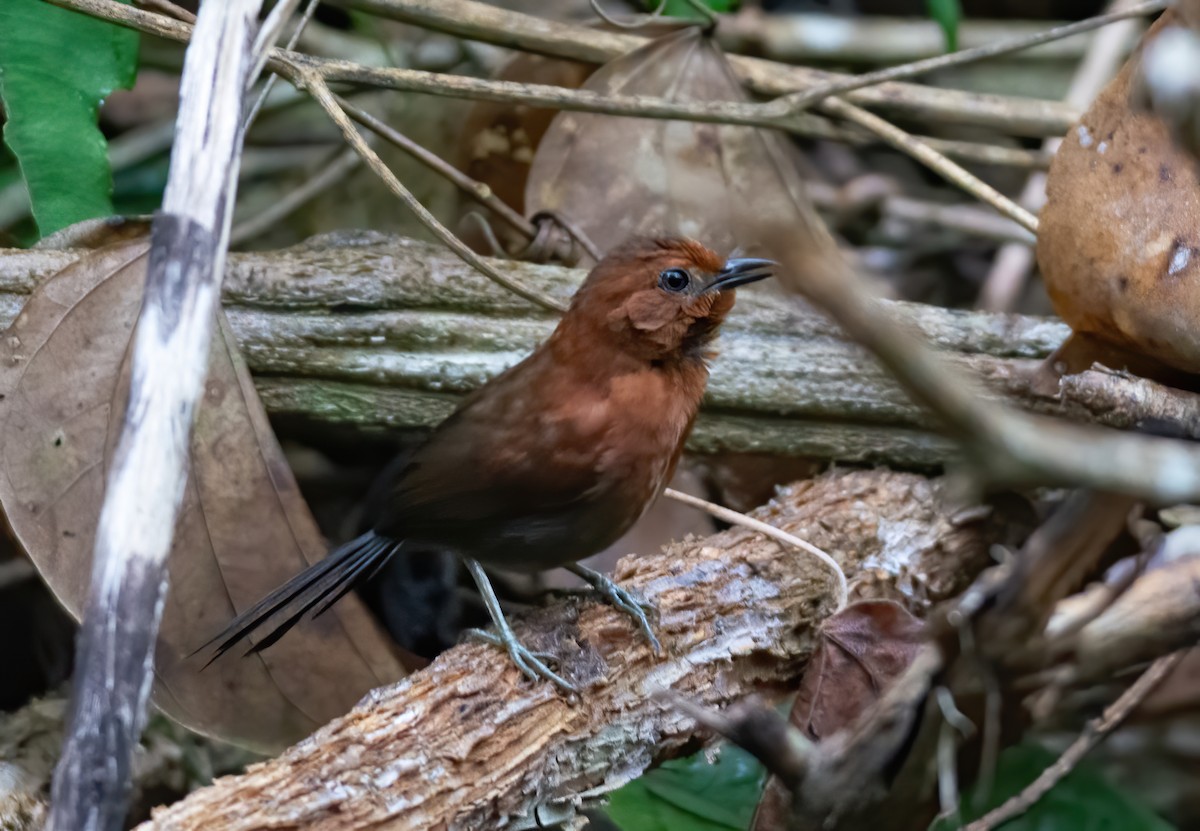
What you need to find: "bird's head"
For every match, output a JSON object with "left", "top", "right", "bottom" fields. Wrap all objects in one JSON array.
[{"left": 565, "top": 237, "right": 775, "bottom": 362}]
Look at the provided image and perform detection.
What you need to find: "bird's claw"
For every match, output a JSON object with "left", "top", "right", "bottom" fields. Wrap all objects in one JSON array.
[
  {"left": 568, "top": 564, "right": 663, "bottom": 655},
  {"left": 465, "top": 628, "right": 577, "bottom": 693}
]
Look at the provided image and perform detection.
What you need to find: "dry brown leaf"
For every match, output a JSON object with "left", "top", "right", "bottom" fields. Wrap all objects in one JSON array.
[
  {"left": 0, "top": 238, "right": 406, "bottom": 752},
  {"left": 752, "top": 600, "right": 925, "bottom": 831},
  {"left": 1038, "top": 9, "right": 1200, "bottom": 374},
  {"left": 792, "top": 600, "right": 926, "bottom": 741},
  {"left": 456, "top": 52, "right": 594, "bottom": 227},
  {"left": 525, "top": 27, "right": 823, "bottom": 262}
]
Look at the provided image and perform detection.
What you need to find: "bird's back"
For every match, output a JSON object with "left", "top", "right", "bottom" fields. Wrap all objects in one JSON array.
[{"left": 371, "top": 338, "right": 706, "bottom": 570}]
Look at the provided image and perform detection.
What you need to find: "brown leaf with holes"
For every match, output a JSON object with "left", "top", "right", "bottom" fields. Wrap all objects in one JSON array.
[
  {"left": 0, "top": 236, "right": 407, "bottom": 752},
  {"left": 752, "top": 600, "right": 925, "bottom": 831},
  {"left": 793, "top": 600, "right": 926, "bottom": 740},
  {"left": 525, "top": 27, "right": 825, "bottom": 263}
]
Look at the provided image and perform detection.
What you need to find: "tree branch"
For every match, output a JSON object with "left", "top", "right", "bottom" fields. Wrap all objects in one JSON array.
[
  {"left": 328, "top": 0, "right": 1079, "bottom": 136},
  {"left": 134, "top": 468, "right": 997, "bottom": 831},
  {"left": 6, "top": 236, "right": 1200, "bottom": 469},
  {"left": 46, "top": 0, "right": 1055, "bottom": 225}
]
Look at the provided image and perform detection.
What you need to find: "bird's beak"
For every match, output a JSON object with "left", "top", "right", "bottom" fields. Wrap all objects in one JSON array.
[{"left": 705, "top": 257, "right": 777, "bottom": 293}]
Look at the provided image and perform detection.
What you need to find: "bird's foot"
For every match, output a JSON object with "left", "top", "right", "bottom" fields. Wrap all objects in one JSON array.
[
  {"left": 462, "top": 557, "right": 577, "bottom": 693},
  {"left": 567, "top": 563, "right": 663, "bottom": 655},
  {"left": 465, "top": 628, "right": 576, "bottom": 693}
]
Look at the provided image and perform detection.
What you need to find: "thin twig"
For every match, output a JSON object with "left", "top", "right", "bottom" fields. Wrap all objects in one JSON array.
[
  {"left": 779, "top": 0, "right": 1160, "bottom": 111},
  {"left": 768, "top": 183, "right": 1200, "bottom": 503},
  {"left": 663, "top": 487, "right": 848, "bottom": 610},
  {"left": 340, "top": 96, "right": 1031, "bottom": 248},
  {"left": 250, "top": 0, "right": 304, "bottom": 83},
  {"left": 657, "top": 692, "right": 812, "bottom": 788},
  {"left": 588, "top": 0, "right": 668, "bottom": 30},
  {"left": 531, "top": 210, "right": 603, "bottom": 261},
  {"left": 335, "top": 96, "right": 538, "bottom": 243},
  {"left": 308, "top": 60, "right": 1043, "bottom": 227},
  {"left": 134, "top": 0, "right": 194, "bottom": 23},
  {"left": 47, "top": 0, "right": 1060, "bottom": 218},
  {"left": 328, "top": 0, "right": 1080, "bottom": 136},
  {"left": 960, "top": 651, "right": 1184, "bottom": 831},
  {"left": 820, "top": 98, "right": 1040, "bottom": 234},
  {"left": 230, "top": 146, "right": 363, "bottom": 246},
  {"left": 244, "top": 0, "right": 320, "bottom": 129},
  {"left": 294, "top": 67, "right": 567, "bottom": 312}
]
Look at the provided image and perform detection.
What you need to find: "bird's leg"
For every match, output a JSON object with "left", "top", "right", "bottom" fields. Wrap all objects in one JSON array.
[
  {"left": 566, "top": 563, "right": 663, "bottom": 655},
  {"left": 462, "top": 558, "right": 577, "bottom": 693}
]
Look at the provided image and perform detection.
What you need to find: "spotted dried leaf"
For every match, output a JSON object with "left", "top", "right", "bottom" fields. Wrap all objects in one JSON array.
[
  {"left": 1039, "top": 9, "right": 1200, "bottom": 374},
  {"left": 0, "top": 237, "right": 406, "bottom": 752},
  {"left": 792, "top": 600, "right": 926, "bottom": 740},
  {"left": 752, "top": 599, "right": 926, "bottom": 831}
]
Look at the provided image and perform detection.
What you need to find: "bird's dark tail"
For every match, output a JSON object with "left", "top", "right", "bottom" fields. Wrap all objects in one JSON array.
[{"left": 197, "top": 531, "right": 400, "bottom": 666}]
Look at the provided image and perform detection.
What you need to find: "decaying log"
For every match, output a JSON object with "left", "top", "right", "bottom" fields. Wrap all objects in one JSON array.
[
  {"left": 3, "top": 233, "right": 1199, "bottom": 469},
  {"left": 135, "top": 468, "right": 997, "bottom": 830}
]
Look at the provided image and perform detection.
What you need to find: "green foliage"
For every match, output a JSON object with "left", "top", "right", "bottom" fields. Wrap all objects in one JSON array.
[
  {"left": 932, "top": 743, "right": 1176, "bottom": 831},
  {"left": 113, "top": 154, "right": 171, "bottom": 216},
  {"left": 605, "top": 742, "right": 766, "bottom": 831},
  {"left": 926, "top": 0, "right": 962, "bottom": 52},
  {"left": 0, "top": 0, "right": 138, "bottom": 237},
  {"left": 658, "top": 0, "right": 740, "bottom": 20}
]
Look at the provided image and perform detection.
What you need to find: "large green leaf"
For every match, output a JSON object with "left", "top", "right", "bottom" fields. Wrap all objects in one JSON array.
[
  {"left": 0, "top": 0, "right": 138, "bottom": 237},
  {"left": 932, "top": 743, "right": 1176, "bottom": 831},
  {"left": 605, "top": 742, "right": 766, "bottom": 831}
]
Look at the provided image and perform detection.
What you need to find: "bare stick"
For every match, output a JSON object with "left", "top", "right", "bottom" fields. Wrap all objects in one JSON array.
[
  {"left": 293, "top": 68, "right": 567, "bottom": 312},
  {"left": 961, "top": 652, "right": 1184, "bottom": 831},
  {"left": 230, "top": 147, "right": 363, "bottom": 245},
  {"left": 45, "top": 2, "right": 264, "bottom": 830},
  {"left": 769, "top": 195, "right": 1200, "bottom": 502},
  {"left": 779, "top": 1, "right": 1160, "bottom": 110},
  {"left": 663, "top": 487, "right": 848, "bottom": 610},
  {"left": 588, "top": 0, "right": 669, "bottom": 30},
  {"left": 11, "top": 239, "right": 1200, "bottom": 472},
  {"left": 244, "top": 0, "right": 320, "bottom": 129},
  {"left": 49, "top": 0, "right": 1059, "bottom": 223},
  {"left": 334, "top": 96, "right": 538, "bottom": 244},
  {"left": 328, "top": 0, "right": 1079, "bottom": 136},
  {"left": 43, "top": 1, "right": 946, "bottom": 134},
  {"left": 820, "top": 98, "right": 1040, "bottom": 234},
  {"left": 55, "top": 0, "right": 1045, "bottom": 233},
  {"left": 133, "top": 0, "right": 193, "bottom": 23},
  {"left": 340, "top": 97, "right": 1033, "bottom": 248}
]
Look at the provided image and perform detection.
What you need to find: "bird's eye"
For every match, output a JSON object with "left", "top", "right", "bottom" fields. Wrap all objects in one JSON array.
[{"left": 658, "top": 268, "right": 691, "bottom": 293}]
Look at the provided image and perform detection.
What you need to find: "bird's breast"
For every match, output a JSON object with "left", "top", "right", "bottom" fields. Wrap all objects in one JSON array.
[
  {"left": 591, "top": 364, "right": 704, "bottom": 510},
  {"left": 433, "top": 359, "right": 708, "bottom": 571}
]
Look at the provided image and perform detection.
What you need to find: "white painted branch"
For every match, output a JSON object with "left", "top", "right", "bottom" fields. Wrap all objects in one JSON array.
[{"left": 46, "top": 3, "right": 265, "bottom": 830}]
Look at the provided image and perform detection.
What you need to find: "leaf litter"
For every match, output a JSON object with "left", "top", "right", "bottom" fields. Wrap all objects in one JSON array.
[{"left": 0, "top": 233, "right": 407, "bottom": 753}]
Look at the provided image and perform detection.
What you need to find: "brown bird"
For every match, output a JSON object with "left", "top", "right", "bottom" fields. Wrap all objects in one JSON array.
[{"left": 203, "top": 237, "right": 774, "bottom": 690}]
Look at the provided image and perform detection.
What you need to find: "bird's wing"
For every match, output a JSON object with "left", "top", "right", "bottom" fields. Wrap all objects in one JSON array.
[{"left": 372, "top": 359, "right": 622, "bottom": 551}]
